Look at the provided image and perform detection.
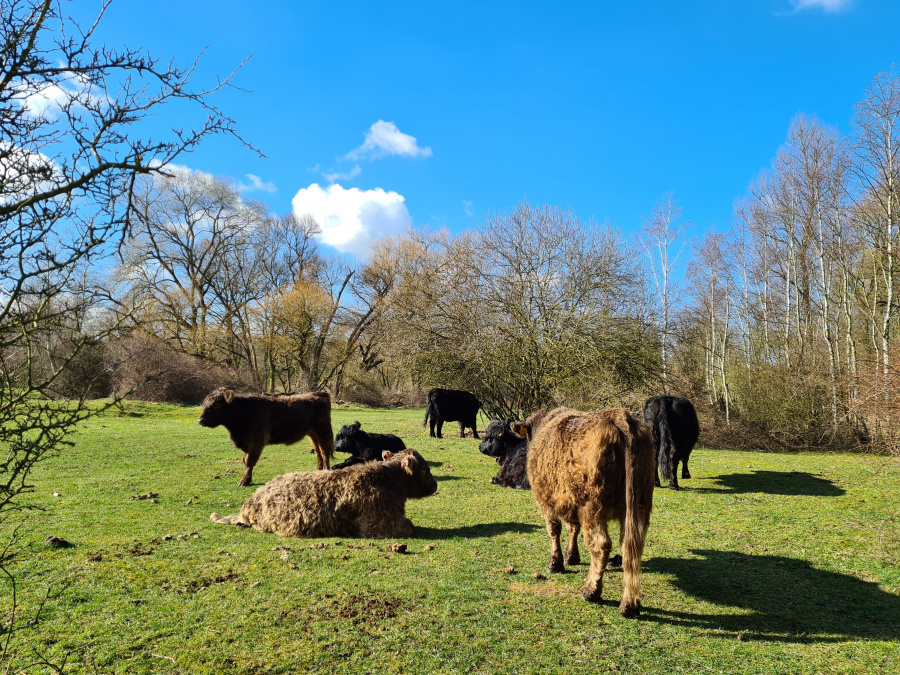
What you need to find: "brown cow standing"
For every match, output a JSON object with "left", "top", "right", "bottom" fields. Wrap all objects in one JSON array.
[
  {"left": 522, "top": 407, "right": 655, "bottom": 617},
  {"left": 210, "top": 449, "right": 437, "bottom": 538},
  {"left": 198, "top": 389, "right": 334, "bottom": 486}
]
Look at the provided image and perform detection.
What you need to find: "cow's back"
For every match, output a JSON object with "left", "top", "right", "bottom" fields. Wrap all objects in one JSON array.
[
  {"left": 266, "top": 391, "right": 332, "bottom": 445},
  {"left": 527, "top": 408, "right": 633, "bottom": 519}
]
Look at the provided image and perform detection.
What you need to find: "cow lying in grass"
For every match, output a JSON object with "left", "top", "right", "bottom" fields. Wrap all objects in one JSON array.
[
  {"left": 479, "top": 417, "right": 530, "bottom": 489},
  {"left": 210, "top": 449, "right": 437, "bottom": 538},
  {"left": 523, "top": 407, "right": 655, "bottom": 617},
  {"left": 198, "top": 388, "right": 334, "bottom": 485},
  {"left": 331, "top": 421, "right": 406, "bottom": 470}
]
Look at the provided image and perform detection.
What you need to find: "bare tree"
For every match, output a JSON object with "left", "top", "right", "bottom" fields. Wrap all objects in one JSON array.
[
  {"left": 0, "top": 0, "right": 250, "bottom": 667},
  {"left": 640, "top": 193, "right": 690, "bottom": 392}
]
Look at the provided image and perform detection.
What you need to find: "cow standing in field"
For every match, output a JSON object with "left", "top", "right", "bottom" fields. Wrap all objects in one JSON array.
[
  {"left": 331, "top": 421, "right": 406, "bottom": 470},
  {"left": 422, "top": 388, "right": 482, "bottom": 439},
  {"left": 479, "top": 417, "right": 532, "bottom": 489},
  {"left": 210, "top": 449, "right": 438, "bottom": 538},
  {"left": 524, "top": 407, "right": 655, "bottom": 617},
  {"left": 643, "top": 394, "right": 700, "bottom": 490},
  {"left": 198, "top": 389, "right": 334, "bottom": 486}
]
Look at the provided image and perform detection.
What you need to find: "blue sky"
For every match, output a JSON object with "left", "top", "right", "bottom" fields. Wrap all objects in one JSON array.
[{"left": 77, "top": 0, "right": 900, "bottom": 253}]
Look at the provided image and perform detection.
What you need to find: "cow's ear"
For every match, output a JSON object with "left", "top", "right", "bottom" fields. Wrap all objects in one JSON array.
[
  {"left": 223, "top": 389, "right": 234, "bottom": 404},
  {"left": 382, "top": 451, "right": 394, "bottom": 461},
  {"left": 510, "top": 421, "right": 529, "bottom": 439},
  {"left": 400, "top": 454, "right": 416, "bottom": 475}
]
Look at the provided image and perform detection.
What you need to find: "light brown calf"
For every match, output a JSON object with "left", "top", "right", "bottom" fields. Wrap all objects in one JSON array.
[
  {"left": 522, "top": 407, "right": 655, "bottom": 617},
  {"left": 210, "top": 449, "right": 438, "bottom": 538}
]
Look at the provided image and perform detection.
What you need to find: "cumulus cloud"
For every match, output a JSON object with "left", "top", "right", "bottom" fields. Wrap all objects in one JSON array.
[
  {"left": 789, "top": 0, "right": 854, "bottom": 12},
  {"left": 323, "top": 164, "right": 362, "bottom": 183},
  {"left": 292, "top": 183, "right": 413, "bottom": 253},
  {"left": 238, "top": 173, "right": 277, "bottom": 193},
  {"left": 345, "top": 120, "right": 433, "bottom": 161}
]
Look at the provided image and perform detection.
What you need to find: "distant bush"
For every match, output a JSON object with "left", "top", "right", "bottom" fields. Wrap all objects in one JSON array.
[{"left": 107, "top": 334, "right": 257, "bottom": 404}]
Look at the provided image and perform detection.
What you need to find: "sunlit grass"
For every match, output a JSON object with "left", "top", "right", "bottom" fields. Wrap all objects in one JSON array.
[{"left": 4, "top": 402, "right": 899, "bottom": 673}]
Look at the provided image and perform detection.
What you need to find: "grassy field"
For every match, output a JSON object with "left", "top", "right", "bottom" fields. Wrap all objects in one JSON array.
[{"left": 4, "top": 402, "right": 900, "bottom": 674}]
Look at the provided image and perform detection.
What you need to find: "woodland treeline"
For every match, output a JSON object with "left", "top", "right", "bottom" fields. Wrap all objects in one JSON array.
[{"left": 17, "top": 70, "right": 900, "bottom": 454}]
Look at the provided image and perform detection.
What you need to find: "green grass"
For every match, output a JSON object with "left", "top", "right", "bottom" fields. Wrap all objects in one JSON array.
[{"left": 4, "top": 402, "right": 900, "bottom": 674}]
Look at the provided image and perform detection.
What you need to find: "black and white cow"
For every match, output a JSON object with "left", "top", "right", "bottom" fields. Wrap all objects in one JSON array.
[
  {"left": 643, "top": 394, "right": 700, "bottom": 490},
  {"left": 422, "top": 388, "right": 481, "bottom": 439}
]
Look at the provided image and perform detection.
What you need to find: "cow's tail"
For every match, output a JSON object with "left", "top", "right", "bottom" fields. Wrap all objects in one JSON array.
[
  {"left": 422, "top": 406, "right": 431, "bottom": 428},
  {"left": 210, "top": 512, "right": 250, "bottom": 527},
  {"left": 621, "top": 414, "right": 654, "bottom": 618},
  {"left": 656, "top": 411, "right": 676, "bottom": 485}
]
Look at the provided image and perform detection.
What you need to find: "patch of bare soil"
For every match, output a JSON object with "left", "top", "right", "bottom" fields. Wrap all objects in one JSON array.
[{"left": 182, "top": 571, "right": 243, "bottom": 594}]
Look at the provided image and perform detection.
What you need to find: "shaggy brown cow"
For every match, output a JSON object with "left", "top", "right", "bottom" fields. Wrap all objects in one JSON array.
[
  {"left": 524, "top": 407, "right": 655, "bottom": 617},
  {"left": 210, "top": 449, "right": 437, "bottom": 538},
  {"left": 198, "top": 388, "right": 334, "bottom": 486}
]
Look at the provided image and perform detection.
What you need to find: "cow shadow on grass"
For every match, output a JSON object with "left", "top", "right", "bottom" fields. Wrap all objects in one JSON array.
[
  {"left": 640, "top": 549, "right": 899, "bottom": 642},
  {"left": 413, "top": 522, "right": 541, "bottom": 541},
  {"left": 692, "top": 470, "right": 844, "bottom": 497}
]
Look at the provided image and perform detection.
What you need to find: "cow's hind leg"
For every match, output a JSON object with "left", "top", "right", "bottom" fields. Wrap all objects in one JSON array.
[
  {"left": 564, "top": 522, "right": 581, "bottom": 565},
  {"left": 681, "top": 452, "right": 691, "bottom": 479},
  {"left": 579, "top": 518, "right": 612, "bottom": 602},
  {"left": 458, "top": 421, "right": 466, "bottom": 438},
  {"left": 435, "top": 418, "right": 444, "bottom": 439},
  {"left": 239, "top": 443, "right": 264, "bottom": 486},
  {"left": 543, "top": 516, "right": 565, "bottom": 573}
]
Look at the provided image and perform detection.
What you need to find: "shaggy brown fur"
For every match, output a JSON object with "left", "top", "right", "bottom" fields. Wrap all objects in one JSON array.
[
  {"left": 198, "top": 388, "right": 334, "bottom": 486},
  {"left": 526, "top": 407, "right": 655, "bottom": 617},
  {"left": 210, "top": 449, "right": 438, "bottom": 538}
]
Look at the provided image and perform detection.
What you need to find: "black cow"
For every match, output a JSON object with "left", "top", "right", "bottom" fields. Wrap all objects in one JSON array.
[
  {"left": 422, "top": 388, "right": 481, "bottom": 439},
  {"left": 479, "top": 418, "right": 530, "bottom": 489},
  {"left": 331, "top": 421, "right": 406, "bottom": 470},
  {"left": 643, "top": 394, "right": 700, "bottom": 490}
]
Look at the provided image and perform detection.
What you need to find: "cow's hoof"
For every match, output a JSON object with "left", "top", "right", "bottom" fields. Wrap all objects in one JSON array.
[
  {"left": 668, "top": 483, "right": 681, "bottom": 491},
  {"left": 547, "top": 560, "right": 565, "bottom": 574},
  {"left": 237, "top": 480, "right": 251, "bottom": 487},
  {"left": 619, "top": 600, "right": 641, "bottom": 618},
  {"left": 682, "top": 472, "right": 691, "bottom": 479},
  {"left": 580, "top": 583, "right": 603, "bottom": 602},
  {"left": 564, "top": 552, "right": 581, "bottom": 565}
]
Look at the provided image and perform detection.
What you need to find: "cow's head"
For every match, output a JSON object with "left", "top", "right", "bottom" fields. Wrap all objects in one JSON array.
[
  {"left": 478, "top": 418, "right": 520, "bottom": 460},
  {"left": 383, "top": 449, "right": 438, "bottom": 499},
  {"left": 198, "top": 388, "right": 234, "bottom": 428},
  {"left": 509, "top": 408, "right": 548, "bottom": 442},
  {"left": 334, "top": 421, "right": 363, "bottom": 454}
]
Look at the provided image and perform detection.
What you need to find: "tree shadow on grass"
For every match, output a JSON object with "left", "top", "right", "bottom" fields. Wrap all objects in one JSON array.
[
  {"left": 413, "top": 522, "right": 541, "bottom": 540},
  {"left": 692, "top": 471, "right": 844, "bottom": 497},
  {"left": 641, "top": 549, "right": 899, "bottom": 642}
]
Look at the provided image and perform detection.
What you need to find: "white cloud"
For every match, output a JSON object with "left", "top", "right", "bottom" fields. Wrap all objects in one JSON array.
[
  {"left": 463, "top": 200, "right": 474, "bottom": 217},
  {"left": 292, "top": 183, "right": 413, "bottom": 253},
  {"left": 789, "top": 0, "right": 854, "bottom": 12},
  {"left": 345, "top": 120, "right": 433, "bottom": 161},
  {"left": 238, "top": 173, "right": 277, "bottom": 193},
  {"left": 323, "top": 164, "right": 362, "bottom": 183}
]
